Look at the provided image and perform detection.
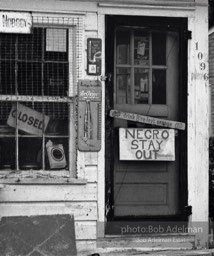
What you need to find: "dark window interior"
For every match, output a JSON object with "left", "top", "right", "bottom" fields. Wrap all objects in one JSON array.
[{"left": 0, "top": 27, "right": 69, "bottom": 171}]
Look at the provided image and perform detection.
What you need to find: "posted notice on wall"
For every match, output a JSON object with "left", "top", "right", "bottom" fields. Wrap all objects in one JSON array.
[
  {"left": 7, "top": 103, "right": 50, "bottom": 136},
  {"left": 0, "top": 11, "right": 32, "bottom": 34},
  {"left": 119, "top": 128, "right": 175, "bottom": 161}
]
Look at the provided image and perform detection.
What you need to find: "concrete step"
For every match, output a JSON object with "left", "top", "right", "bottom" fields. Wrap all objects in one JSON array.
[{"left": 79, "top": 248, "right": 214, "bottom": 256}]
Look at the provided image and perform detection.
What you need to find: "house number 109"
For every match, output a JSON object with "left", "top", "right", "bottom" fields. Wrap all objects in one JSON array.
[{"left": 195, "top": 42, "right": 208, "bottom": 80}]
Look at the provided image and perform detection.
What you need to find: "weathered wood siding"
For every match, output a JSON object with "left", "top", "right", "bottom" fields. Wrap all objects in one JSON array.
[
  {"left": 0, "top": 0, "right": 209, "bottom": 253},
  {"left": 0, "top": 9, "right": 100, "bottom": 254},
  {"left": 210, "top": 30, "right": 214, "bottom": 136}
]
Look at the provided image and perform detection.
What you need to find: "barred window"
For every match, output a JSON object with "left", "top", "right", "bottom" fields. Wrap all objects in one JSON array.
[{"left": 0, "top": 27, "right": 73, "bottom": 172}]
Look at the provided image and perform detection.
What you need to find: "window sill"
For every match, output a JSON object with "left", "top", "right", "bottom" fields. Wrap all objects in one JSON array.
[
  {"left": 0, "top": 171, "right": 87, "bottom": 185},
  {"left": 0, "top": 178, "right": 87, "bottom": 185}
]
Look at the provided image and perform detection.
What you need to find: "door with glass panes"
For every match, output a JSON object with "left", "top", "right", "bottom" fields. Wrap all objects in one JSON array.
[{"left": 107, "top": 22, "right": 182, "bottom": 217}]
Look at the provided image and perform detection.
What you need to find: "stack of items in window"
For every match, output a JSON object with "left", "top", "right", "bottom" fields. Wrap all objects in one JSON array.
[{"left": 0, "top": 27, "right": 69, "bottom": 171}]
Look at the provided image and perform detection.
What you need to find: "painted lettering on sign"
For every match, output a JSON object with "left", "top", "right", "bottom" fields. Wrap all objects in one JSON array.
[
  {"left": 110, "top": 110, "right": 185, "bottom": 130},
  {"left": 119, "top": 128, "right": 175, "bottom": 161},
  {"left": 78, "top": 80, "right": 102, "bottom": 152},
  {"left": 0, "top": 12, "right": 32, "bottom": 33},
  {"left": 191, "top": 42, "right": 209, "bottom": 82},
  {"left": 7, "top": 104, "right": 50, "bottom": 136},
  {"left": 79, "top": 89, "right": 101, "bottom": 101}
]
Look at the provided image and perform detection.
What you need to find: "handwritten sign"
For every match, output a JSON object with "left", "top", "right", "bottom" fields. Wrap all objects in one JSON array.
[
  {"left": 7, "top": 103, "right": 50, "bottom": 136},
  {"left": 110, "top": 110, "right": 185, "bottom": 130},
  {"left": 0, "top": 12, "right": 32, "bottom": 34},
  {"left": 119, "top": 128, "right": 175, "bottom": 161}
]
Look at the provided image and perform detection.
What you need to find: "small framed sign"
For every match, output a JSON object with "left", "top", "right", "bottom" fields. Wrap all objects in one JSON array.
[
  {"left": 87, "top": 38, "right": 102, "bottom": 76},
  {"left": 78, "top": 80, "right": 102, "bottom": 151},
  {"left": 0, "top": 11, "right": 32, "bottom": 34}
]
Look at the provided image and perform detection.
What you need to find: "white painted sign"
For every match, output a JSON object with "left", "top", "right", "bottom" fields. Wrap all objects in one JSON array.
[
  {"left": 0, "top": 12, "right": 32, "bottom": 34},
  {"left": 110, "top": 110, "right": 185, "bottom": 130},
  {"left": 119, "top": 128, "right": 175, "bottom": 161},
  {"left": 7, "top": 104, "right": 50, "bottom": 136}
]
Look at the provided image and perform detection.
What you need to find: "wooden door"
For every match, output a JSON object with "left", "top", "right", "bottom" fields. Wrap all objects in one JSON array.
[{"left": 105, "top": 19, "right": 185, "bottom": 218}]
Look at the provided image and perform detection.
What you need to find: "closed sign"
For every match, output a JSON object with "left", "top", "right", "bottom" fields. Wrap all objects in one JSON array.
[
  {"left": 119, "top": 128, "right": 175, "bottom": 161},
  {"left": 7, "top": 104, "right": 50, "bottom": 136}
]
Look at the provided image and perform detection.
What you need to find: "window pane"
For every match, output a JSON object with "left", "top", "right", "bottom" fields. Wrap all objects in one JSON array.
[
  {"left": 45, "top": 28, "right": 68, "bottom": 61},
  {"left": 44, "top": 63, "right": 68, "bottom": 96},
  {"left": 18, "top": 28, "right": 43, "bottom": 60},
  {"left": 134, "top": 31, "right": 149, "bottom": 66},
  {"left": 134, "top": 68, "right": 149, "bottom": 104},
  {"left": 18, "top": 62, "right": 42, "bottom": 95},
  {"left": 152, "top": 33, "right": 166, "bottom": 65},
  {"left": 116, "top": 30, "right": 130, "bottom": 65},
  {"left": 152, "top": 69, "right": 166, "bottom": 104},
  {"left": 0, "top": 61, "right": 16, "bottom": 95},
  {"left": 45, "top": 138, "right": 68, "bottom": 170},
  {"left": 0, "top": 34, "right": 16, "bottom": 59},
  {"left": 0, "top": 138, "right": 15, "bottom": 170},
  {"left": 19, "top": 137, "right": 42, "bottom": 170},
  {"left": 116, "top": 68, "right": 131, "bottom": 104},
  {"left": 0, "top": 102, "right": 15, "bottom": 134},
  {"left": 44, "top": 102, "right": 68, "bottom": 136}
]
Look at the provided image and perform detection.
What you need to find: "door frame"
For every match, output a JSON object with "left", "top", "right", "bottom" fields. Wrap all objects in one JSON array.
[{"left": 105, "top": 14, "right": 189, "bottom": 224}]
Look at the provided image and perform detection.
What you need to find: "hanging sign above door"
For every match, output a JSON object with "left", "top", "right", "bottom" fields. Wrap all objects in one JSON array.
[
  {"left": 119, "top": 128, "right": 175, "bottom": 161},
  {"left": 110, "top": 110, "right": 185, "bottom": 130},
  {"left": 0, "top": 11, "right": 32, "bottom": 34}
]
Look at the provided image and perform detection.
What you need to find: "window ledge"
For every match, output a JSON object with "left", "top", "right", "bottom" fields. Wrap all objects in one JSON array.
[{"left": 0, "top": 175, "right": 87, "bottom": 185}]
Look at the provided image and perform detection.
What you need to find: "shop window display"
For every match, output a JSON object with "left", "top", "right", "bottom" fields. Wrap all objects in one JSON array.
[{"left": 0, "top": 27, "right": 70, "bottom": 171}]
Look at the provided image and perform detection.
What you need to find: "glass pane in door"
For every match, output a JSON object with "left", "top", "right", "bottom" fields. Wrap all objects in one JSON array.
[
  {"left": 152, "top": 69, "right": 166, "bottom": 104},
  {"left": 134, "top": 68, "right": 149, "bottom": 104},
  {"left": 116, "top": 68, "right": 131, "bottom": 104},
  {"left": 134, "top": 31, "right": 149, "bottom": 66},
  {"left": 116, "top": 30, "right": 130, "bottom": 65},
  {"left": 152, "top": 32, "right": 166, "bottom": 65}
]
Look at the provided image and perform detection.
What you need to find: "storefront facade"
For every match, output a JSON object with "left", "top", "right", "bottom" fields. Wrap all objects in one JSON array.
[{"left": 0, "top": 0, "right": 209, "bottom": 254}]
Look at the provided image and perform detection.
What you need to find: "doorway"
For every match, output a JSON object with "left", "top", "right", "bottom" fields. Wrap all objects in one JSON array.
[{"left": 105, "top": 15, "right": 188, "bottom": 221}]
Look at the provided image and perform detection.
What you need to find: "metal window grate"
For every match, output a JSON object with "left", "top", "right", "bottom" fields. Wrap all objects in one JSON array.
[
  {"left": 0, "top": 15, "right": 84, "bottom": 173},
  {"left": 0, "top": 27, "right": 68, "bottom": 96}
]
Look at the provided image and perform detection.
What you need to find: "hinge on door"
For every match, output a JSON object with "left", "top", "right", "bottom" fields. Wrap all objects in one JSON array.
[
  {"left": 184, "top": 30, "right": 192, "bottom": 40},
  {"left": 184, "top": 205, "right": 192, "bottom": 216},
  {"left": 101, "top": 73, "right": 112, "bottom": 83}
]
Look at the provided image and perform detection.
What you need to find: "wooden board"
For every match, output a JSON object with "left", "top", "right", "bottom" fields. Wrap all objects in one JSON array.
[
  {"left": 0, "top": 202, "right": 97, "bottom": 221},
  {"left": 0, "top": 184, "right": 97, "bottom": 202},
  {"left": 110, "top": 109, "right": 185, "bottom": 130}
]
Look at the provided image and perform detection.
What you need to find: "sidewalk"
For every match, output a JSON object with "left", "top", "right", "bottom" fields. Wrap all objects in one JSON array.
[{"left": 79, "top": 248, "right": 214, "bottom": 256}]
